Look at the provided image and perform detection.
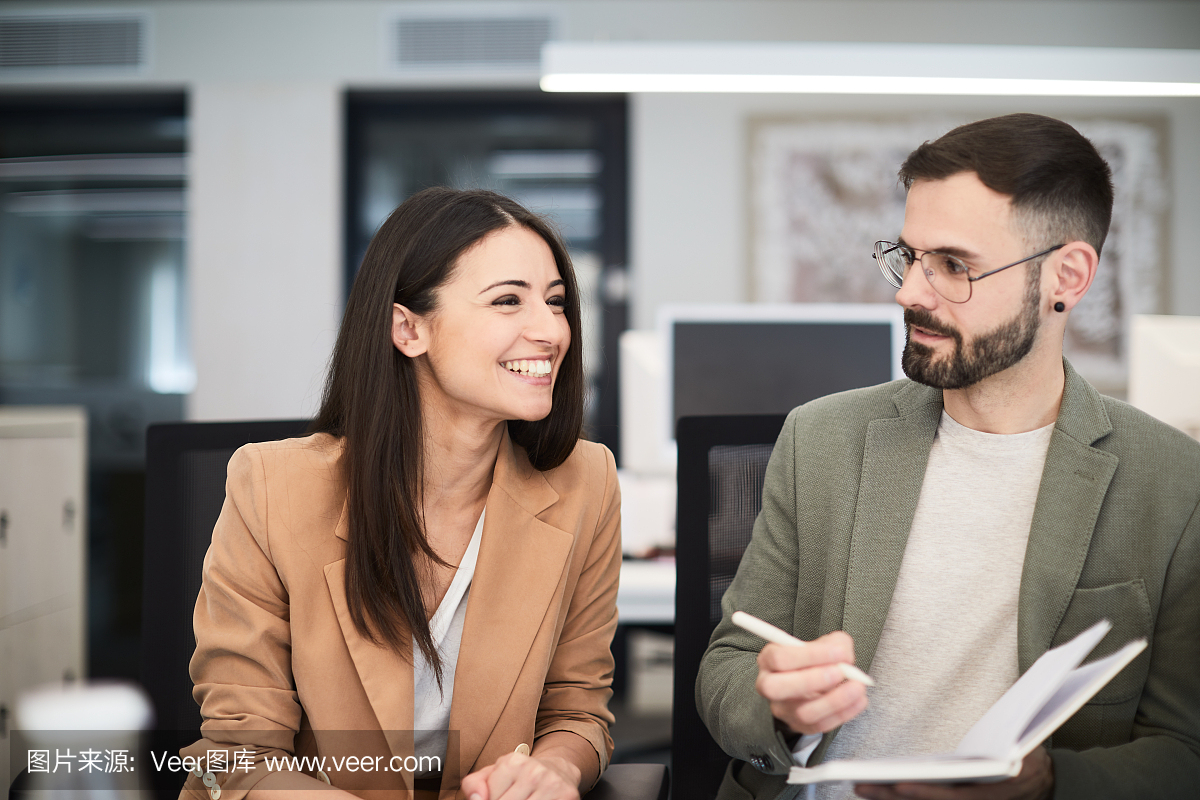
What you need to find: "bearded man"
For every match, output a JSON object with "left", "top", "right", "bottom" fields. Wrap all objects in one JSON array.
[{"left": 697, "top": 113, "right": 1200, "bottom": 800}]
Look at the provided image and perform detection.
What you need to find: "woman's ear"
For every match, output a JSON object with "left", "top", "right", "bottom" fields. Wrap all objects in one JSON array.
[{"left": 392, "top": 303, "right": 429, "bottom": 357}]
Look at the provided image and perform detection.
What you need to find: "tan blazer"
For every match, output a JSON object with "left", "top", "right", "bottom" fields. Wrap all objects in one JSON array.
[{"left": 179, "top": 430, "right": 620, "bottom": 800}]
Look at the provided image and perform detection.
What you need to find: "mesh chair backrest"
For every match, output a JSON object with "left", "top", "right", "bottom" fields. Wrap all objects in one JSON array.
[
  {"left": 707, "top": 443, "right": 775, "bottom": 625},
  {"left": 141, "top": 420, "right": 309, "bottom": 733},
  {"left": 672, "top": 415, "right": 786, "bottom": 800}
]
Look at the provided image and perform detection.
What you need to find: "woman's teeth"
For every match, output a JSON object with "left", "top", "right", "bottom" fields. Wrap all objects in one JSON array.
[{"left": 503, "top": 359, "right": 551, "bottom": 376}]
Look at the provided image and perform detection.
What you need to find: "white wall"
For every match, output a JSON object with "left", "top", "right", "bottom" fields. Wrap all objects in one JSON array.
[
  {"left": 188, "top": 83, "right": 342, "bottom": 420},
  {"left": 3, "top": 0, "right": 1198, "bottom": 417}
]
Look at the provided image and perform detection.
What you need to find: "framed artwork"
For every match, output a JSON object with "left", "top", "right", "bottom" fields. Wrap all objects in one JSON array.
[{"left": 751, "top": 117, "right": 1167, "bottom": 394}]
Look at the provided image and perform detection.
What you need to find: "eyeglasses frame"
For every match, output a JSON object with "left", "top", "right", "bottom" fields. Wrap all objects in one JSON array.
[{"left": 873, "top": 241, "right": 1066, "bottom": 304}]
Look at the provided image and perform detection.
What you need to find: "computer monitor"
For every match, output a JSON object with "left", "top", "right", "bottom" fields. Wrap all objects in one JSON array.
[
  {"left": 1128, "top": 314, "right": 1200, "bottom": 440},
  {"left": 619, "top": 303, "right": 904, "bottom": 473}
]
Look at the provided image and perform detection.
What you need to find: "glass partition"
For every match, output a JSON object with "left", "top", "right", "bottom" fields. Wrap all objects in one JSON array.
[
  {"left": 0, "top": 95, "right": 189, "bottom": 463},
  {"left": 0, "top": 93, "right": 187, "bottom": 680}
]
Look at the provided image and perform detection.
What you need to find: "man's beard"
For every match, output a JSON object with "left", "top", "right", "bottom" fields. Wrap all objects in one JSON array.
[{"left": 901, "top": 269, "right": 1042, "bottom": 390}]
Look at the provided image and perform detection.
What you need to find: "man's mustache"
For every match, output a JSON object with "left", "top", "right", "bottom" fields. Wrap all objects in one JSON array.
[{"left": 904, "top": 308, "right": 959, "bottom": 340}]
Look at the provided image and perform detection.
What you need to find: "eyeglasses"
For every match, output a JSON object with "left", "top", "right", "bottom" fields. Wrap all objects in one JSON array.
[{"left": 873, "top": 241, "right": 1065, "bottom": 304}]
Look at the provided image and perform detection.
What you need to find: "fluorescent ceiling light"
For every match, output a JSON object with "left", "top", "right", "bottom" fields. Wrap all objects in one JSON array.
[{"left": 541, "top": 42, "right": 1200, "bottom": 97}]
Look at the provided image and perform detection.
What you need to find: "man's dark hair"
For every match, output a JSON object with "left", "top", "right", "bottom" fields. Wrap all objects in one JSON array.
[{"left": 898, "top": 113, "right": 1114, "bottom": 256}]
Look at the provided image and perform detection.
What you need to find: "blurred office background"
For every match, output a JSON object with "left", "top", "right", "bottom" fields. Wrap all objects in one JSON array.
[{"left": 1, "top": 0, "right": 1199, "bottom": 777}]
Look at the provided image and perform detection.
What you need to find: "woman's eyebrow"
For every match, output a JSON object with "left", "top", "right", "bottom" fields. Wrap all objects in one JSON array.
[
  {"left": 479, "top": 278, "right": 565, "bottom": 293},
  {"left": 479, "top": 279, "right": 530, "bottom": 294}
]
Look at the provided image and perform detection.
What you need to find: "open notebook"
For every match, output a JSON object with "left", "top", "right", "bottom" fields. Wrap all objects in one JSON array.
[{"left": 788, "top": 619, "right": 1146, "bottom": 785}]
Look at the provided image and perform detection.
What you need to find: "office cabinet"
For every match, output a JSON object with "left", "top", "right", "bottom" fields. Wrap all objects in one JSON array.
[{"left": 0, "top": 407, "right": 87, "bottom": 791}]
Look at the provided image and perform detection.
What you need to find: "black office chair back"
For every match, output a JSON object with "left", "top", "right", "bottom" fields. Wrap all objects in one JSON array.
[
  {"left": 140, "top": 419, "right": 311, "bottom": 733},
  {"left": 672, "top": 414, "right": 787, "bottom": 800}
]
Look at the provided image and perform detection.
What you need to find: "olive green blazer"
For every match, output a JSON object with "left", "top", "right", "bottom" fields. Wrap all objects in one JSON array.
[{"left": 697, "top": 361, "right": 1200, "bottom": 800}]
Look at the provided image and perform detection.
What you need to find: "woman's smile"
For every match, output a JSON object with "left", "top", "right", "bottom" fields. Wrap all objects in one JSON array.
[{"left": 502, "top": 358, "right": 553, "bottom": 382}]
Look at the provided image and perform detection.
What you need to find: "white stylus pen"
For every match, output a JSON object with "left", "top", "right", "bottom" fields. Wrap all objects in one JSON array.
[{"left": 731, "top": 611, "right": 876, "bottom": 687}]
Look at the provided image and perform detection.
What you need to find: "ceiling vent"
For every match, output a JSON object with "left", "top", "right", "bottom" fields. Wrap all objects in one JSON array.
[
  {"left": 389, "top": 7, "right": 556, "bottom": 75},
  {"left": 0, "top": 12, "right": 147, "bottom": 70}
]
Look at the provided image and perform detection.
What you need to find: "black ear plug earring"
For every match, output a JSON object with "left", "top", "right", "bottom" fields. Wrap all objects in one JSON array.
[{"left": 1054, "top": 301, "right": 1066, "bottom": 312}]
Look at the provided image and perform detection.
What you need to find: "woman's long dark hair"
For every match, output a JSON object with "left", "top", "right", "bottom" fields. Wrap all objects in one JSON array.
[{"left": 310, "top": 187, "right": 584, "bottom": 681}]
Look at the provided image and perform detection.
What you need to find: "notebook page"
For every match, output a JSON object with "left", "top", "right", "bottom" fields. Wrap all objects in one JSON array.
[
  {"left": 1014, "top": 639, "right": 1147, "bottom": 757},
  {"left": 953, "top": 619, "right": 1111, "bottom": 759}
]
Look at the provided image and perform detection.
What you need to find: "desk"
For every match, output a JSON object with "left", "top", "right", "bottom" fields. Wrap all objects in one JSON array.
[{"left": 617, "top": 559, "right": 675, "bottom": 625}]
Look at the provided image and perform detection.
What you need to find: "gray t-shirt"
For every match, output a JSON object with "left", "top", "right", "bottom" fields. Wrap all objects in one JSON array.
[{"left": 814, "top": 411, "right": 1054, "bottom": 799}]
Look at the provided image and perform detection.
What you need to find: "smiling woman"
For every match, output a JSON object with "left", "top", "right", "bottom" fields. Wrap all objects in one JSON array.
[{"left": 178, "top": 189, "right": 618, "bottom": 800}]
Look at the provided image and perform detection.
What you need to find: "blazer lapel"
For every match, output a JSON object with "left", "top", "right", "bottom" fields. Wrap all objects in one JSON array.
[
  {"left": 323, "top": 494, "right": 418, "bottom": 762},
  {"left": 325, "top": 603, "right": 417, "bottom": 764},
  {"left": 447, "top": 430, "right": 573, "bottom": 782},
  {"left": 1017, "top": 361, "right": 1118, "bottom": 673},
  {"left": 841, "top": 382, "right": 943, "bottom": 674}
]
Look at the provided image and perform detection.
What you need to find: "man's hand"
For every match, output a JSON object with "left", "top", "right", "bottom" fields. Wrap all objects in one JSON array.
[
  {"left": 461, "top": 751, "right": 581, "bottom": 800},
  {"left": 754, "top": 630, "right": 869, "bottom": 736},
  {"left": 853, "top": 748, "right": 1054, "bottom": 800}
]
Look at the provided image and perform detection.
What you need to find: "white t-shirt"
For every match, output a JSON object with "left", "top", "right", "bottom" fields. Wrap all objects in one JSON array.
[{"left": 807, "top": 412, "right": 1054, "bottom": 799}]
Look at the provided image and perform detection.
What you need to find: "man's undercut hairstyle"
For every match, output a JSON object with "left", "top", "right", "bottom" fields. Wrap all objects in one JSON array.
[{"left": 898, "top": 113, "right": 1114, "bottom": 256}]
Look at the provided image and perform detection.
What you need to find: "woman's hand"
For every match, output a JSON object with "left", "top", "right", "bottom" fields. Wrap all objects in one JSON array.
[{"left": 460, "top": 751, "right": 581, "bottom": 800}]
